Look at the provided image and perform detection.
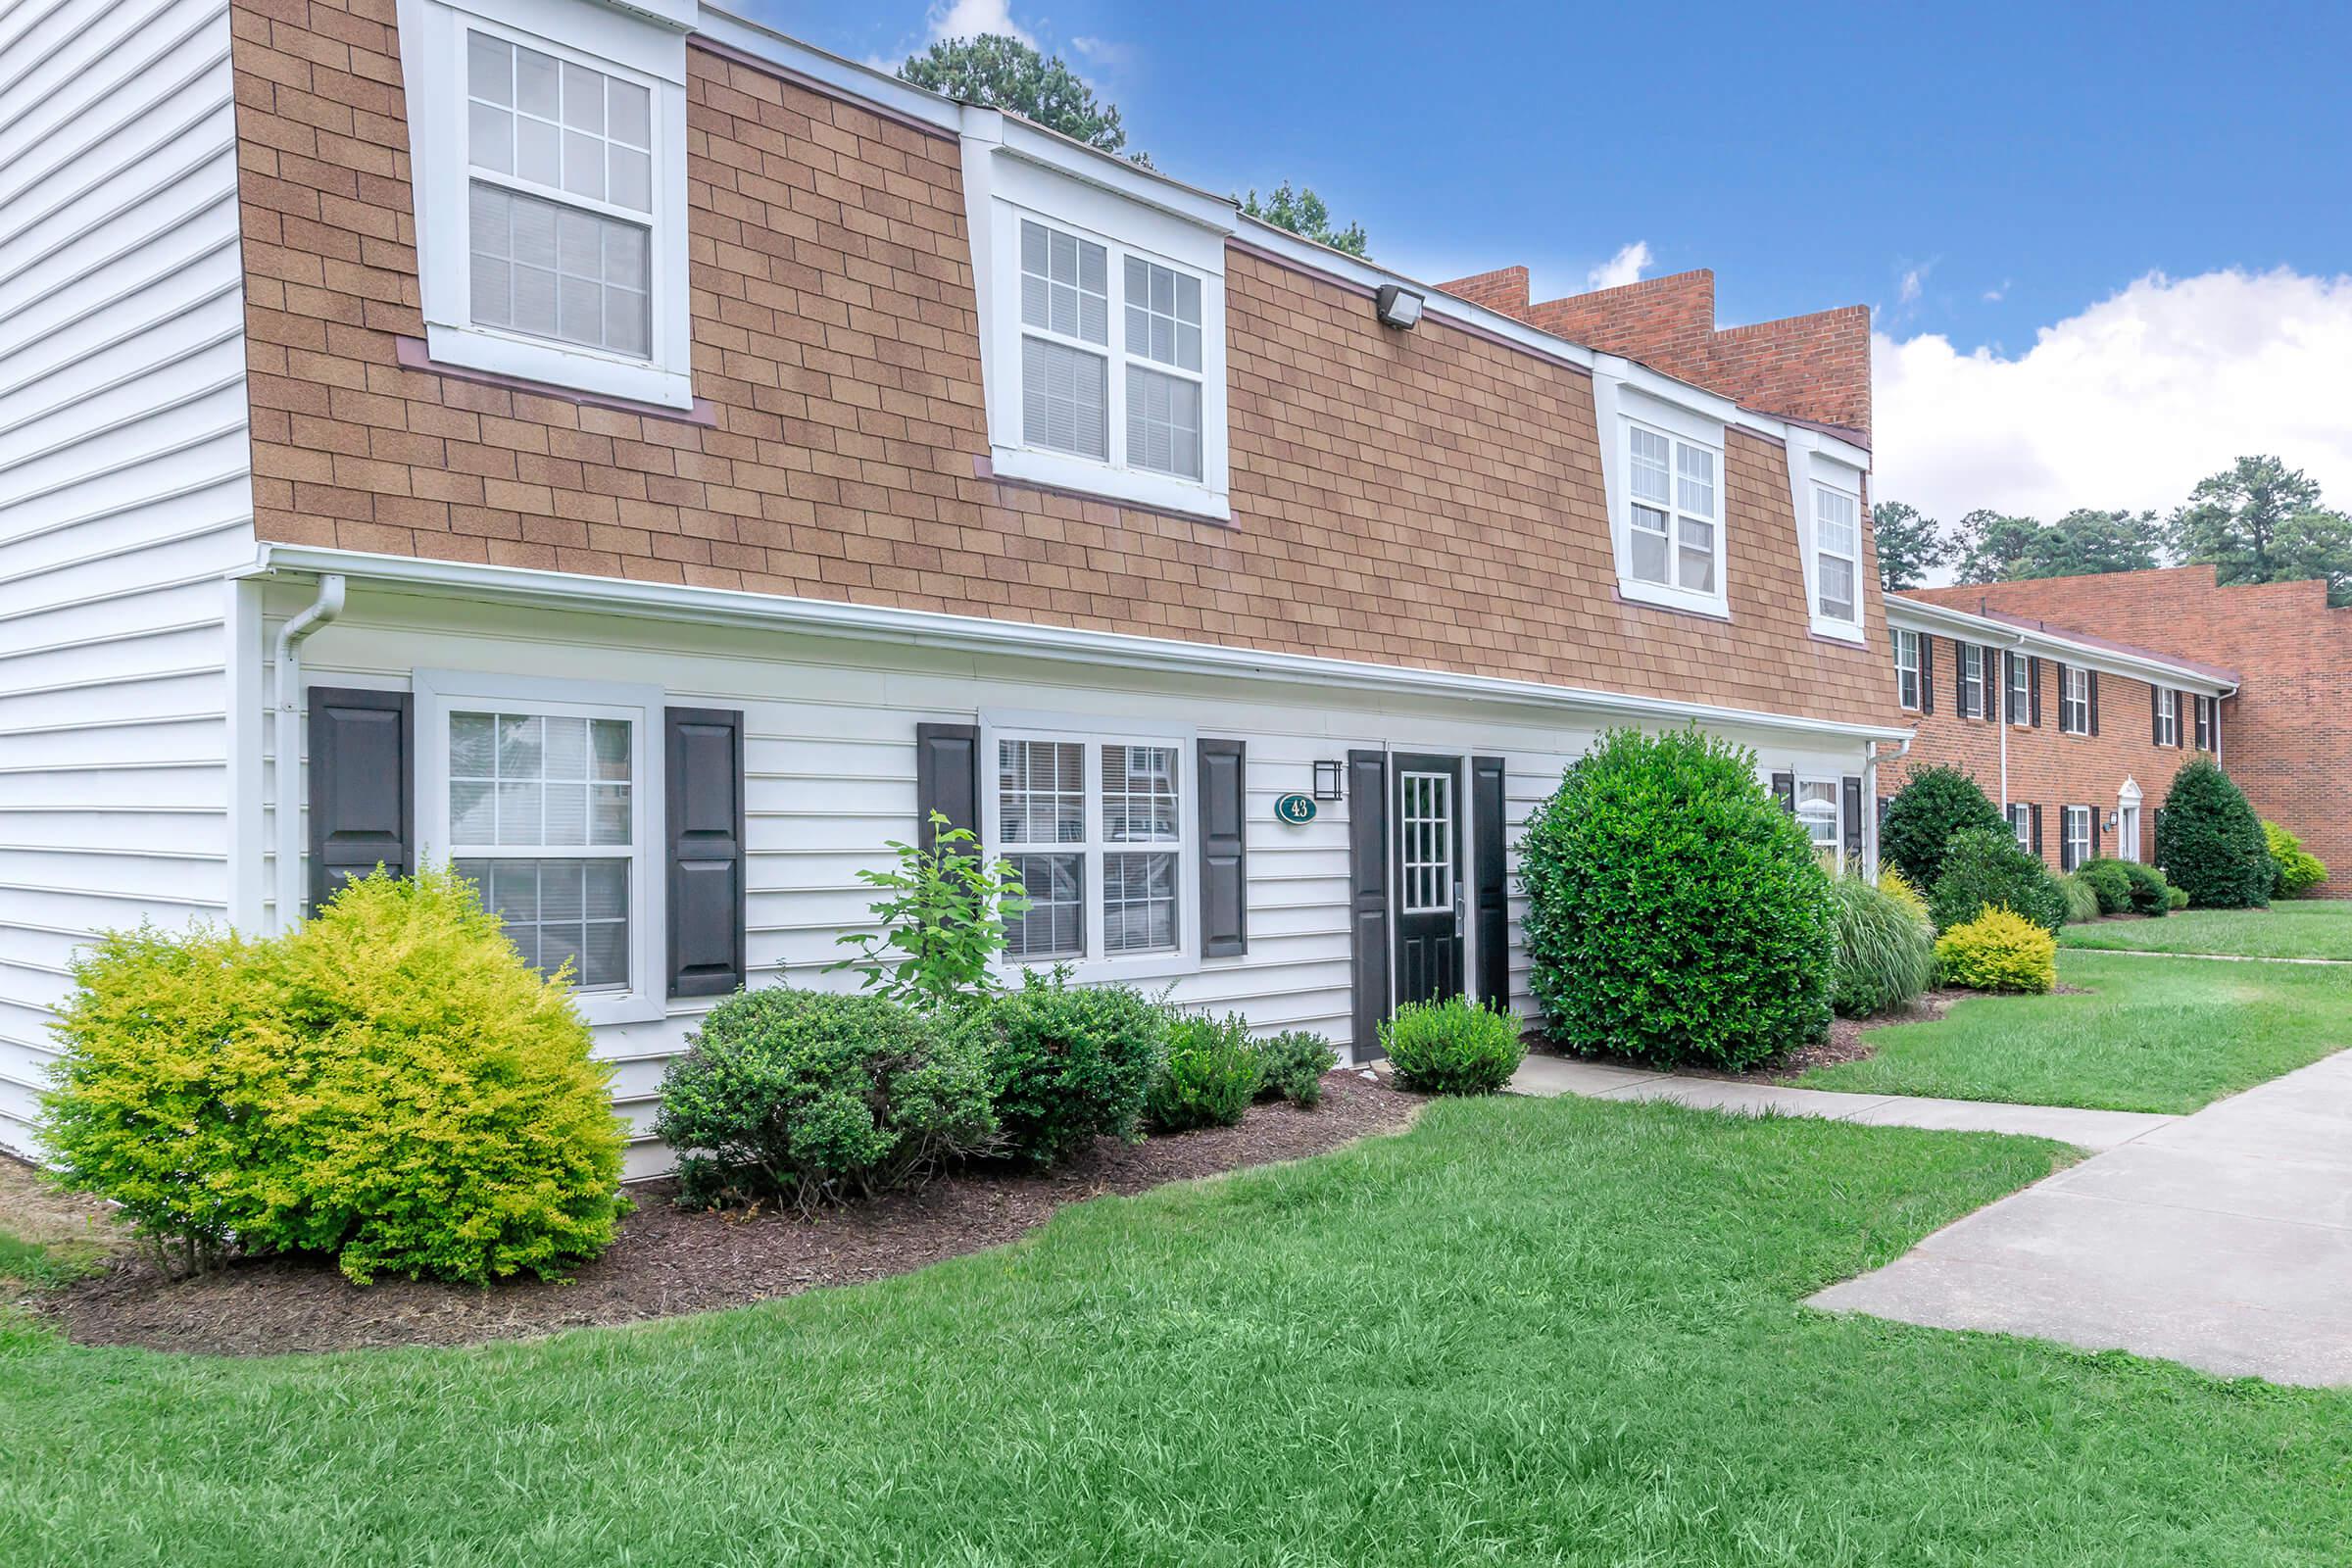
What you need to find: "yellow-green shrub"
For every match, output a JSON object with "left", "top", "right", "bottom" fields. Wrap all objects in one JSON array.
[
  {"left": 44, "top": 868, "right": 629, "bottom": 1283},
  {"left": 1933, "top": 906, "right": 2058, "bottom": 995},
  {"left": 1877, "top": 867, "right": 1931, "bottom": 923}
]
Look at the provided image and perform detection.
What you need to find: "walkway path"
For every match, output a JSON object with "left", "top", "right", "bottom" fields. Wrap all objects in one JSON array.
[
  {"left": 1508, "top": 1050, "right": 2352, "bottom": 1386},
  {"left": 1509, "top": 1055, "right": 2176, "bottom": 1149}
]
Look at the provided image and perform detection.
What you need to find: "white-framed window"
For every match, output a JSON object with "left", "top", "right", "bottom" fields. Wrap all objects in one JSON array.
[
  {"left": 2007, "top": 803, "right": 2032, "bottom": 854},
  {"left": 987, "top": 723, "right": 1195, "bottom": 978},
  {"left": 2007, "top": 652, "right": 2031, "bottom": 724},
  {"left": 964, "top": 126, "right": 1232, "bottom": 520},
  {"left": 2194, "top": 694, "right": 2214, "bottom": 751},
  {"left": 1891, "top": 627, "right": 1921, "bottom": 710},
  {"left": 1812, "top": 484, "right": 1861, "bottom": 627},
  {"left": 1796, "top": 778, "right": 1842, "bottom": 869},
  {"left": 414, "top": 669, "right": 665, "bottom": 1026},
  {"left": 1622, "top": 418, "right": 1724, "bottom": 611},
  {"left": 2060, "top": 665, "right": 2090, "bottom": 734},
  {"left": 2064, "top": 805, "right": 2092, "bottom": 869},
  {"left": 398, "top": 0, "right": 690, "bottom": 408},
  {"left": 2156, "top": 689, "right": 2180, "bottom": 748},
  {"left": 1961, "top": 644, "right": 1984, "bottom": 718}
]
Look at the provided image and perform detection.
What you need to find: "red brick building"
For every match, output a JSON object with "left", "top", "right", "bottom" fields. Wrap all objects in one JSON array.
[{"left": 1899, "top": 569, "right": 2350, "bottom": 895}]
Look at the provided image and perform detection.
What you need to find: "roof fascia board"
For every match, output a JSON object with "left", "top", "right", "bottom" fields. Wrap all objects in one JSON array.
[
  {"left": 244, "top": 544, "right": 1915, "bottom": 743},
  {"left": 1886, "top": 596, "right": 2236, "bottom": 695}
]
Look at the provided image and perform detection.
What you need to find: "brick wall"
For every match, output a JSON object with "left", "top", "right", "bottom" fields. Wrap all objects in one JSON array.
[
  {"left": 1907, "top": 569, "right": 2352, "bottom": 896},
  {"left": 224, "top": 0, "right": 1903, "bottom": 731},
  {"left": 1880, "top": 635, "right": 2209, "bottom": 877},
  {"left": 1440, "top": 268, "right": 1873, "bottom": 438}
]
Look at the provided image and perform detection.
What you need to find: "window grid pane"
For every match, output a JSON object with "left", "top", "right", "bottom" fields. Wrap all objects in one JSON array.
[
  {"left": 1103, "top": 851, "right": 1177, "bottom": 955},
  {"left": 1400, "top": 772, "right": 1453, "bottom": 914},
  {"left": 1102, "top": 744, "right": 1180, "bottom": 843},
  {"left": 466, "top": 31, "right": 653, "bottom": 215},
  {"left": 998, "top": 739, "right": 1084, "bottom": 845},
  {"left": 450, "top": 710, "right": 631, "bottom": 849},
  {"left": 1019, "top": 220, "right": 1108, "bottom": 344},
  {"left": 458, "top": 858, "right": 628, "bottom": 989},
  {"left": 1125, "top": 365, "right": 1202, "bottom": 480},
  {"left": 469, "top": 182, "right": 651, "bottom": 359},
  {"left": 1004, "top": 853, "right": 1084, "bottom": 960},
  {"left": 1020, "top": 335, "right": 1108, "bottom": 460},
  {"left": 1123, "top": 256, "right": 1203, "bottom": 371}
]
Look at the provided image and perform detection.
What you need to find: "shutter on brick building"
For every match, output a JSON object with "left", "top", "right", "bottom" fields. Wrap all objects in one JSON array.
[
  {"left": 1954, "top": 643, "right": 1969, "bottom": 716},
  {"left": 914, "top": 722, "right": 981, "bottom": 852},
  {"left": 2151, "top": 684, "right": 2162, "bottom": 744},
  {"left": 1771, "top": 771, "right": 1796, "bottom": 813},
  {"left": 1919, "top": 636, "right": 1936, "bottom": 715},
  {"left": 308, "top": 687, "right": 413, "bottom": 915},
  {"left": 2088, "top": 671, "right": 2100, "bottom": 736},
  {"left": 1473, "top": 756, "right": 1508, "bottom": 1011},
  {"left": 2029, "top": 657, "right": 2043, "bottom": 726},
  {"left": 1840, "top": 775, "right": 1864, "bottom": 865},
  {"left": 665, "top": 707, "right": 745, "bottom": 998},
  {"left": 1197, "top": 738, "right": 1247, "bottom": 957},
  {"left": 2030, "top": 803, "right": 2043, "bottom": 858}
]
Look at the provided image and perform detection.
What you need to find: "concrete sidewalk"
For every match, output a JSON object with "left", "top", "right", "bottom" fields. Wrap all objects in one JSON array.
[
  {"left": 1808, "top": 1050, "right": 2352, "bottom": 1387},
  {"left": 1509, "top": 1054, "right": 2176, "bottom": 1150}
]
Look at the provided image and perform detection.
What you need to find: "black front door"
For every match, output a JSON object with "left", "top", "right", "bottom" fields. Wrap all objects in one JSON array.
[{"left": 1392, "top": 753, "right": 1464, "bottom": 1008}]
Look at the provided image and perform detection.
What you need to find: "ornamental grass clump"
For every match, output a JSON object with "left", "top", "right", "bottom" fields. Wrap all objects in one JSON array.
[
  {"left": 2058, "top": 873, "right": 2103, "bottom": 925},
  {"left": 1827, "top": 874, "right": 1935, "bottom": 1018},
  {"left": 2156, "top": 757, "right": 2272, "bottom": 908},
  {"left": 657, "top": 987, "right": 996, "bottom": 1210},
  {"left": 43, "top": 868, "right": 629, "bottom": 1284},
  {"left": 1934, "top": 906, "right": 2058, "bottom": 995},
  {"left": 1519, "top": 727, "right": 1834, "bottom": 1071}
]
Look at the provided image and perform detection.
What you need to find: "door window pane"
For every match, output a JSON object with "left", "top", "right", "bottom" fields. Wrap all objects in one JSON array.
[{"left": 1400, "top": 772, "right": 1453, "bottom": 914}]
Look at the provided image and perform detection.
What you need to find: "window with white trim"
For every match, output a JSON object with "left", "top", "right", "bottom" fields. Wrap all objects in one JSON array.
[
  {"left": 2194, "top": 694, "right": 2214, "bottom": 751},
  {"left": 2060, "top": 665, "right": 2090, "bottom": 734},
  {"left": 1625, "top": 421, "right": 1721, "bottom": 601},
  {"left": 1891, "top": 627, "right": 1920, "bottom": 710},
  {"left": 2063, "top": 805, "right": 2091, "bottom": 869},
  {"left": 1813, "top": 484, "right": 1860, "bottom": 624},
  {"left": 415, "top": 669, "right": 664, "bottom": 1026},
  {"left": 2007, "top": 803, "right": 2032, "bottom": 853},
  {"left": 2006, "top": 653, "right": 2031, "bottom": 724},
  {"left": 1796, "top": 778, "right": 1842, "bottom": 869},
  {"left": 400, "top": 0, "right": 690, "bottom": 407},
  {"left": 1961, "top": 644, "right": 1984, "bottom": 718},
  {"left": 2156, "top": 689, "right": 2180, "bottom": 748},
  {"left": 994, "top": 733, "right": 1189, "bottom": 966}
]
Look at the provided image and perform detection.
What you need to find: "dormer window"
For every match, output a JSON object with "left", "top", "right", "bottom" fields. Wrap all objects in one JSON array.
[
  {"left": 1615, "top": 416, "right": 1727, "bottom": 615},
  {"left": 397, "top": 0, "right": 691, "bottom": 408},
  {"left": 1813, "top": 484, "right": 1861, "bottom": 626},
  {"left": 961, "top": 117, "right": 1232, "bottom": 519}
]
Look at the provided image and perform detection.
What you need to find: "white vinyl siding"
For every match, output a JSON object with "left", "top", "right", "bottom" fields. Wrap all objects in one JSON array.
[
  {"left": 254, "top": 582, "right": 1874, "bottom": 1178},
  {"left": 0, "top": 0, "right": 252, "bottom": 1159}
]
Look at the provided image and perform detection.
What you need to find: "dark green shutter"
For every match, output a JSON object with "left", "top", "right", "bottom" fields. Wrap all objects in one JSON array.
[
  {"left": 2088, "top": 671, "right": 2100, "bottom": 736},
  {"left": 914, "top": 722, "right": 981, "bottom": 852},
  {"left": 1841, "top": 775, "right": 1864, "bottom": 865},
  {"left": 665, "top": 707, "right": 745, "bottom": 999},
  {"left": 1348, "top": 750, "right": 1390, "bottom": 1061},
  {"left": 308, "top": 687, "right": 414, "bottom": 915},
  {"left": 1473, "top": 756, "right": 1508, "bottom": 1010},
  {"left": 1197, "top": 738, "right": 1247, "bottom": 957},
  {"left": 2029, "top": 657, "right": 2043, "bottom": 726},
  {"left": 1919, "top": 636, "right": 1936, "bottom": 715},
  {"left": 1771, "top": 770, "right": 1796, "bottom": 813}
]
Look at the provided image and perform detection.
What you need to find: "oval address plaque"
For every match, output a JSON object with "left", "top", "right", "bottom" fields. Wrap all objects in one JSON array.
[{"left": 1273, "top": 792, "right": 1318, "bottom": 826}]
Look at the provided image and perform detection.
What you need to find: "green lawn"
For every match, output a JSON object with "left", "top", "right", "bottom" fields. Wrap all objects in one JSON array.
[
  {"left": 5, "top": 1096, "right": 2347, "bottom": 1565},
  {"left": 2060, "top": 900, "right": 2352, "bottom": 961},
  {"left": 1799, "top": 950, "right": 2352, "bottom": 1112}
]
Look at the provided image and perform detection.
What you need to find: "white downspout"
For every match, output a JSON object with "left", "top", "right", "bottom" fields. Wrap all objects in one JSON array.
[{"left": 272, "top": 573, "right": 346, "bottom": 932}]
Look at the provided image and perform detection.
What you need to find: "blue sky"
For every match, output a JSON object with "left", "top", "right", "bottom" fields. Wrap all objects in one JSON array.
[{"left": 752, "top": 0, "right": 2352, "bottom": 528}]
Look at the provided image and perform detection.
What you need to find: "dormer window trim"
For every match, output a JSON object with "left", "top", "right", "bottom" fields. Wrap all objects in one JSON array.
[
  {"left": 959, "top": 114, "right": 1233, "bottom": 522},
  {"left": 396, "top": 0, "right": 693, "bottom": 410},
  {"left": 1786, "top": 430, "right": 1871, "bottom": 643},
  {"left": 1592, "top": 367, "right": 1733, "bottom": 620}
]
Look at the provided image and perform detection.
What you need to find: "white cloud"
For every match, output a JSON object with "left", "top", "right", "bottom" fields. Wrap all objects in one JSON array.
[
  {"left": 1898, "top": 268, "right": 1923, "bottom": 306},
  {"left": 1874, "top": 268, "right": 2352, "bottom": 531},
  {"left": 922, "top": 0, "right": 1031, "bottom": 46},
  {"left": 1587, "top": 240, "right": 1651, "bottom": 291},
  {"left": 1982, "top": 279, "right": 2010, "bottom": 303},
  {"left": 1068, "top": 34, "right": 1134, "bottom": 69}
]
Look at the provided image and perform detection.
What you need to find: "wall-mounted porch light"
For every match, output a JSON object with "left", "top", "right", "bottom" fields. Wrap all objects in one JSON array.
[
  {"left": 1374, "top": 283, "right": 1424, "bottom": 330},
  {"left": 1312, "top": 760, "right": 1344, "bottom": 801}
]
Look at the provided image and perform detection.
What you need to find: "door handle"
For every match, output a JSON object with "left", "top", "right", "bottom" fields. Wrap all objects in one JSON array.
[{"left": 1454, "top": 879, "right": 1465, "bottom": 939}]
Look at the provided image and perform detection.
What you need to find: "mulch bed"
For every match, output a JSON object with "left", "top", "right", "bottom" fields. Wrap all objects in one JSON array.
[{"left": 29, "top": 1071, "right": 1419, "bottom": 1358}]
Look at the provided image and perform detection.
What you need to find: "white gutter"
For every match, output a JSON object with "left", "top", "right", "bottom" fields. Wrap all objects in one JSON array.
[
  {"left": 271, "top": 572, "right": 344, "bottom": 931},
  {"left": 240, "top": 545, "right": 1913, "bottom": 744},
  {"left": 1886, "top": 595, "right": 2236, "bottom": 698}
]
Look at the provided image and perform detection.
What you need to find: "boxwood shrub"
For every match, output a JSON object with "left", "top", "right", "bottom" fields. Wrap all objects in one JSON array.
[
  {"left": 2156, "top": 757, "right": 2272, "bottom": 907},
  {"left": 1880, "top": 765, "right": 2010, "bottom": 891},
  {"left": 1929, "top": 826, "right": 2068, "bottom": 935},
  {"left": 1252, "top": 1029, "right": 1339, "bottom": 1108},
  {"left": 2076, "top": 858, "right": 2133, "bottom": 915},
  {"left": 656, "top": 987, "right": 995, "bottom": 1208},
  {"left": 954, "top": 970, "right": 1165, "bottom": 1167},
  {"left": 1827, "top": 874, "right": 1935, "bottom": 1018},
  {"left": 1381, "top": 996, "right": 1524, "bottom": 1095},
  {"left": 1146, "top": 1011, "right": 1262, "bottom": 1132},
  {"left": 1519, "top": 727, "right": 1834, "bottom": 1071},
  {"left": 43, "top": 869, "right": 629, "bottom": 1284},
  {"left": 2116, "top": 859, "right": 2177, "bottom": 917}
]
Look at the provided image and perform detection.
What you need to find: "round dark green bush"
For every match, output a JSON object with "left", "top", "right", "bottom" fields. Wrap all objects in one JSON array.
[
  {"left": 955, "top": 970, "right": 1165, "bottom": 1167},
  {"left": 1519, "top": 727, "right": 1834, "bottom": 1071},
  {"left": 2156, "top": 757, "right": 2271, "bottom": 907},
  {"left": 1880, "top": 765, "right": 2011, "bottom": 892},
  {"left": 1146, "top": 1012, "right": 1262, "bottom": 1131},
  {"left": 656, "top": 987, "right": 995, "bottom": 1207},
  {"left": 2076, "top": 858, "right": 2133, "bottom": 915},
  {"left": 1928, "top": 827, "right": 2068, "bottom": 935},
  {"left": 1381, "top": 996, "right": 1524, "bottom": 1094},
  {"left": 2115, "top": 859, "right": 2176, "bottom": 917},
  {"left": 1827, "top": 875, "right": 1935, "bottom": 1017},
  {"left": 1252, "top": 1029, "right": 1339, "bottom": 1108}
]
